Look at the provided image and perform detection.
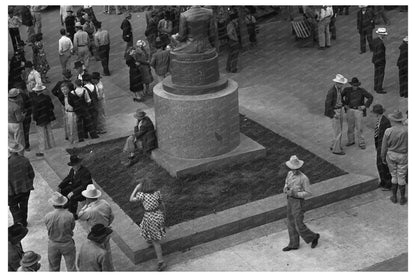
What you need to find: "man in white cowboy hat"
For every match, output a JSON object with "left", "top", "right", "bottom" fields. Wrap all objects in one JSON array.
[
  {"left": 8, "top": 142, "right": 35, "bottom": 227},
  {"left": 372, "top": 27, "right": 388, "bottom": 94},
  {"left": 8, "top": 88, "right": 25, "bottom": 153},
  {"left": 17, "top": 250, "right": 42, "bottom": 272},
  {"left": 325, "top": 74, "right": 348, "bottom": 155},
  {"left": 341, "top": 77, "right": 373, "bottom": 149},
  {"left": 282, "top": 155, "right": 320, "bottom": 252},
  {"left": 44, "top": 192, "right": 76, "bottom": 271},
  {"left": 381, "top": 110, "right": 408, "bottom": 205},
  {"left": 357, "top": 5, "right": 375, "bottom": 54},
  {"left": 397, "top": 35, "right": 408, "bottom": 98},
  {"left": 77, "top": 223, "right": 114, "bottom": 271},
  {"left": 73, "top": 21, "right": 90, "bottom": 70},
  {"left": 31, "top": 84, "right": 56, "bottom": 156},
  {"left": 123, "top": 109, "right": 157, "bottom": 167},
  {"left": 8, "top": 223, "right": 28, "bottom": 271}
]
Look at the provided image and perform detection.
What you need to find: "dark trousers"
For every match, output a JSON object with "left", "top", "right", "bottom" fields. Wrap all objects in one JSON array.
[
  {"left": 359, "top": 31, "right": 373, "bottom": 52},
  {"left": 286, "top": 197, "right": 317, "bottom": 248},
  {"left": 98, "top": 44, "right": 110, "bottom": 74},
  {"left": 9, "top": 28, "right": 23, "bottom": 51},
  {"left": 374, "top": 63, "right": 386, "bottom": 92},
  {"left": 8, "top": 192, "right": 31, "bottom": 226},
  {"left": 76, "top": 111, "right": 96, "bottom": 140},
  {"left": 398, "top": 66, "right": 408, "bottom": 97},
  {"left": 329, "top": 17, "right": 336, "bottom": 39},
  {"left": 85, "top": 106, "right": 98, "bottom": 136},
  {"left": 376, "top": 142, "right": 392, "bottom": 188},
  {"left": 22, "top": 116, "right": 31, "bottom": 148},
  {"left": 60, "top": 187, "right": 80, "bottom": 217},
  {"left": 226, "top": 40, "right": 240, "bottom": 72}
]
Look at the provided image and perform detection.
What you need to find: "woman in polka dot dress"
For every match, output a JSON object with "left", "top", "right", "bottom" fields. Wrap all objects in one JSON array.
[{"left": 129, "top": 178, "right": 166, "bottom": 271}]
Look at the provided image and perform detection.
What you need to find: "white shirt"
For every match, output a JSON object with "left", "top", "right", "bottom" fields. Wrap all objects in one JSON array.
[
  {"left": 96, "top": 81, "right": 105, "bottom": 100},
  {"left": 58, "top": 35, "right": 73, "bottom": 55}
]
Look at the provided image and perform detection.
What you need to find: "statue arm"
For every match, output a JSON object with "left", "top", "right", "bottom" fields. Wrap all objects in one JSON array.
[
  {"left": 176, "top": 14, "right": 188, "bottom": 42},
  {"left": 208, "top": 13, "right": 216, "bottom": 47}
]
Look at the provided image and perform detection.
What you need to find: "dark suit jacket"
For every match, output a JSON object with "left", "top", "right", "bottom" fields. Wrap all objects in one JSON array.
[
  {"left": 375, "top": 115, "right": 391, "bottom": 150},
  {"left": 120, "top": 19, "right": 132, "bottom": 42},
  {"left": 372, "top": 38, "right": 386, "bottom": 65},
  {"left": 32, "top": 93, "right": 56, "bottom": 126},
  {"left": 324, "top": 85, "right": 342, "bottom": 118},
  {"left": 357, "top": 9, "right": 374, "bottom": 33},
  {"left": 397, "top": 42, "right": 408, "bottom": 69},
  {"left": 58, "top": 165, "right": 92, "bottom": 202},
  {"left": 52, "top": 80, "right": 75, "bottom": 106},
  {"left": 134, "top": 116, "right": 157, "bottom": 153}
]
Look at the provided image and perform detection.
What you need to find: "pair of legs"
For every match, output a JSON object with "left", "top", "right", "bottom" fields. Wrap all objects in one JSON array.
[
  {"left": 376, "top": 144, "right": 392, "bottom": 189},
  {"left": 359, "top": 30, "right": 373, "bottom": 53},
  {"left": 374, "top": 63, "right": 386, "bottom": 93},
  {"left": 9, "top": 28, "right": 24, "bottom": 52},
  {"left": 37, "top": 123, "right": 56, "bottom": 154},
  {"left": 47, "top": 240, "right": 76, "bottom": 271},
  {"left": 398, "top": 67, "right": 408, "bottom": 97},
  {"left": 98, "top": 44, "right": 110, "bottom": 75},
  {"left": 317, "top": 17, "right": 331, "bottom": 47},
  {"left": 77, "top": 46, "right": 90, "bottom": 70},
  {"left": 226, "top": 40, "right": 239, "bottom": 72},
  {"left": 386, "top": 151, "right": 407, "bottom": 204},
  {"left": 8, "top": 122, "right": 25, "bottom": 155},
  {"left": 8, "top": 192, "right": 31, "bottom": 227},
  {"left": 330, "top": 108, "right": 344, "bottom": 154},
  {"left": 346, "top": 108, "right": 366, "bottom": 149},
  {"left": 76, "top": 111, "right": 98, "bottom": 142},
  {"left": 59, "top": 51, "right": 72, "bottom": 75}
]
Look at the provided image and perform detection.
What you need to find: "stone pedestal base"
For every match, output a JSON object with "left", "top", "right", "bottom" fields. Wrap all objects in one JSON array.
[{"left": 151, "top": 133, "right": 266, "bottom": 177}]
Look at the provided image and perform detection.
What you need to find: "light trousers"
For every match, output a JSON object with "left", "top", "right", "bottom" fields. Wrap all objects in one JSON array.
[
  {"left": 331, "top": 108, "right": 343, "bottom": 153},
  {"left": 37, "top": 123, "right": 56, "bottom": 152},
  {"left": 346, "top": 108, "right": 365, "bottom": 147},
  {"left": 8, "top": 122, "right": 25, "bottom": 154},
  {"left": 386, "top": 151, "right": 408, "bottom": 186},
  {"left": 47, "top": 240, "right": 76, "bottom": 271}
]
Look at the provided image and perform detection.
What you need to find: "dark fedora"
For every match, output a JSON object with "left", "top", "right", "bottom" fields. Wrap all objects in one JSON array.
[
  {"left": 74, "top": 61, "right": 83, "bottom": 69},
  {"left": 20, "top": 251, "right": 41, "bottom": 267},
  {"left": 63, "top": 70, "right": 72, "bottom": 79},
  {"left": 87, "top": 224, "right": 113, "bottom": 243},
  {"left": 25, "top": 61, "right": 33, "bottom": 68},
  {"left": 8, "top": 223, "right": 28, "bottom": 244},
  {"left": 372, "top": 104, "right": 385, "bottom": 115},
  {"left": 83, "top": 73, "right": 92, "bottom": 82},
  {"left": 349, "top": 77, "right": 361, "bottom": 86},
  {"left": 91, "top": 72, "right": 101, "bottom": 80},
  {"left": 68, "top": 155, "right": 83, "bottom": 166}
]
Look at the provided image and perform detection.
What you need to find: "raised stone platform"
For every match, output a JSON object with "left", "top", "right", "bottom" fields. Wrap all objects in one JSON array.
[{"left": 151, "top": 133, "right": 267, "bottom": 177}]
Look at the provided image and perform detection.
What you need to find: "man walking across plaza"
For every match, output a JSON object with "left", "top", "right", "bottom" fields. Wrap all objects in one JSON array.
[
  {"left": 64, "top": 9, "right": 76, "bottom": 42},
  {"left": 121, "top": 13, "right": 133, "bottom": 56},
  {"left": 282, "top": 155, "right": 320, "bottom": 252},
  {"left": 381, "top": 110, "right": 408, "bottom": 205},
  {"left": 397, "top": 36, "right": 408, "bottom": 98},
  {"left": 342, "top": 77, "right": 373, "bottom": 149},
  {"left": 44, "top": 192, "right": 76, "bottom": 271},
  {"left": 58, "top": 28, "right": 73, "bottom": 75},
  {"left": 372, "top": 27, "right": 388, "bottom": 94},
  {"left": 94, "top": 21, "right": 111, "bottom": 76},
  {"left": 73, "top": 22, "right": 90, "bottom": 70},
  {"left": 317, "top": 5, "right": 333, "bottom": 50},
  {"left": 8, "top": 142, "right": 35, "bottom": 227},
  {"left": 226, "top": 13, "right": 240, "bottom": 73},
  {"left": 372, "top": 104, "right": 392, "bottom": 190},
  {"left": 357, "top": 5, "right": 375, "bottom": 54},
  {"left": 324, "top": 74, "right": 348, "bottom": 155}
]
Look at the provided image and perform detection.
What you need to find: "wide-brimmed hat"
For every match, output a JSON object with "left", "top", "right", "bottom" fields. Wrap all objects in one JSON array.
[
  {"left": 286, "top": 155, "right": 304, "bottom": 170},
  {"left": 358, "top": 5, "right": 368, "bottom": 8},
  {"left": 332, "top": 74, "right": 348, "bottom": 84},
  {"left": 8, "top": 88, "right": 20, "bottom": 98},
  {"left": 87, "top": 224, "right": 113, "bottom": 243},
  {"left": 68, "top": 155, "right": 83, "bottom": 166},
  {"left": 74, "top": 61, "right": 83, "bottom": 69},
  {"left": 376, "top": 27, "right": 388, "bottom": 36},
  {"left": 8, "top": 142, "right": 24, "bottom": 153},
  {"left": 32, "top": 84, "right": 46, "bottom": 92},
  {"left": 349, "top": 77, "right": 361, "bottom": 86},
  {"left": 82, "top": 184, "right": 102, "bottom": 199},
  {"left": 91, "top": 72, "right": 101, "bottom": 80},
  {"left": 136, "top": 40, "right": 146, "bottom": 48},
  {"left": 75, "top": 22, "right": 82, "bottom": 28},
  {"left": 388, "top": 110, "right": 405, "bottom": 122},
  {"left": 48, "top": 191, "right": 68, "bottom": 206},
  {"left": 403, "top": 36, "right": 408, "bottom": 42},
  {"left": 371, "top": 104, "right": 385, "bottom": 115},
  {"left": 134, "top": 109, "right": 146, "bottom": 119},
  {"left": 20, "top": 251, "right": 41, "bottom": 267},
  {"left": 125, "top": 13, "right": 132, "bottom": 18},
  {"left": 8, "top": 223, "right": 28, "bottom": 243}
]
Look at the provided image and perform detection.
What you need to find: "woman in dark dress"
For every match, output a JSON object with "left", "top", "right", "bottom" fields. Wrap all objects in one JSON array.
[
  {"left": 126, "top": 47, "right": 144, "bottom": 102},
  {"left": 134, "top": 40, "right": 154, "bottom": 96}
]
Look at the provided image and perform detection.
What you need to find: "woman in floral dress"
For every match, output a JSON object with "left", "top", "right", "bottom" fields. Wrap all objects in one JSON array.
[
  {"left": 129, "top": 178, "right": 166, "bottom": 271},
  {"left": 31, "top": 33, "right": 50, "bottom": 83}
]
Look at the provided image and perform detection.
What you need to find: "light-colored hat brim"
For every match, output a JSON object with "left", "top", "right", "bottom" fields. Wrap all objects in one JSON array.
[
  {"left": 82, "top": 190, "right": 102, "bottom": 199},
  {"left": 285, "top": 160, "right": 304, "bottom": 170},
  {"left": 48, "top": 197, "right": 68, "bottom": 206},
  {"left": 9, "top": 144, "right": 24, "bottom": 153},
  {"left": 388, "top": 114, "right": 405, "bottom": 122},
  {"left": 33, "top": 85, "right": 46, "bottom": 92}
]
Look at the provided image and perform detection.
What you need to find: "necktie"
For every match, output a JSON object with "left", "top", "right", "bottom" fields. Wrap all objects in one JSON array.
[{"left": 375, "top": 117, "right": 381, "bottom": 138}]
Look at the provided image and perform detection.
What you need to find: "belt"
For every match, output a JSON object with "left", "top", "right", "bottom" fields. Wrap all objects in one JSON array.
[
  {"left": 287, "top": 195, "right": 304, "bottom": 200},
  {"left": 334, "top": 107, "right": 342, "bottom": 110},
  {"left": 77, "top": 44, "right": 87, "bottom": 47},
  {"left": 144, "top": 207, "right": 160, "bottom": 213},
  {"left": 349, "top": 106, "right": 360, "bottom": 109},
  {"left": 66, "top": 110, "right": 74, "bottom": 112}
]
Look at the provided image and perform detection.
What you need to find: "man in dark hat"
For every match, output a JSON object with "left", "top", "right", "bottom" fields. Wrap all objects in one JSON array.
[
  {"left": 58, "top": 155, "right": 93, "bottom": 218},
  {"left": 8, "top": 223, "right": 28, "bottom": 271},
  {"left": 94, "top": 21, "right": 111, "bottom": 76},
  {"left": 397, "top": 36, "right": 408, "bottom": 98},
  {"left": 381, "top": 110, "right": 408, "bottom": 205},
  {"left": 123, "top": 109, "right": 157, "bottom": 167},
  {"left": 17, "top": 251, "right": 41, "bottom": 272},
  {"left": 341, "top": 77, "right": 373, "bottom": 149},
  {"left": 44, "top": 192, "right": 76, "bottom": 271},
  {"left": 121, "top": 13, "right": 133, "bottom": 56},
  {"left": 77, "top": 224, "right": 114, "bottom": 271},
  {"left": 8, "top": 142, "right": 35, "bottom": 227},
  {"left": 74, "top": 60, "right": 87, "bottom": 81},
  {"left": 372, "top": 104, "right": 392, "bottom": 191},
  {"left": 372, "top": 27, "right": 388, "bottom": 94},
  {"left": 356, "top": 6, "right": 375, "bottom": 54},
  {"left": 64, "top": 9, "right": 76, "bottom": 42}
]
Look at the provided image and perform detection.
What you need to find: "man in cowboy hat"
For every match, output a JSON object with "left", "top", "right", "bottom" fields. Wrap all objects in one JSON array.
[
  {"left": 73, "top": 21, "right": 90, "bottom": 70},
  {"left": 372, "top": 27, "right": 388, "bottom": 94},
  {"left": 381, "top": 110, "right": 408, "bottom": 205},
  {"left": 341, "top": 77, "right": 373, "bottom": 149},
  {"left": 94, "top": 21, "right": 111, "bottom": 76},
  {"left": 31, "top": 84, "right": 56, "bottom": 156},
  {"left": 282, "top": 155, "right": 320, "bottom": 252},
  {"left": 123, "top": 109, "right": 157, "bottom": 167},
  {"left": 372, "top": 104, "right": 392, "bottom": 191},
  {"left": 121, "top": 13, "right": 133, "bottom": 56},
  {"left": 357, "top": 5, "right": 375, "bottom": 54},
  {"left": 59, "top": 155, "right": 93, "bottom": 218},
  {"left": 77, "top": 223, "right": 114, "bottom": 271},
  {"left": 324, "top": 74, "right": 348, "bottom": 155},
  {"left": 44, "top": 192, "right": 76, "bottom": 271},
  {"left": 8, "top": 223, "right": 28, "bottom": 271},
  {"left": 17, "top": 251, "right": 42, "bottom": 272},
  {"left": 397, "top": 36, "right": 408, "bottom": 98},
  {"left": 8, "top": 142, "right": 35, "bottom": 227},
  {"left": 8, "top": 88, "right": 25, "bottom": 154}
]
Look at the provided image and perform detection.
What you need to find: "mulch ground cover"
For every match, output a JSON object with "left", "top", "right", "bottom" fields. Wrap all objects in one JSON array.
[{"left": 68, "top": 114, "right": 347, "bottom": 227}]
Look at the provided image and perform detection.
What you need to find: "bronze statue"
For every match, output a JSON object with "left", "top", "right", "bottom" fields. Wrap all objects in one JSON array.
[{"left": 171, "top": 6, "right": 216, "bottom": 54}]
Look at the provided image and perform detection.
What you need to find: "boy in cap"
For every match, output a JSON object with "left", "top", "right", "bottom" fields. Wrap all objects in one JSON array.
[
  {"left": 372, "top": 27, "right": 388, "bottom": 94},
  {"left": 44, "top": 192, "right": 76, "bottom": 271},
  {"left": 17, "top": 251, "right": 42, "bottom": 272},
  {"left": 8, "top": 223, "right": 28, "bottom": 271}
]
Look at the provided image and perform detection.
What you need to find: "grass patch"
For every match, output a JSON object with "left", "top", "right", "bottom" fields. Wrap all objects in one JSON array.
[{"left": 68, "top": 114, "right": 347, "bottom": 227}]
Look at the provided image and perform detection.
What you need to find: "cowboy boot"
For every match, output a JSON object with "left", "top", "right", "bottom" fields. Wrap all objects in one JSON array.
[
  {"left": 399, "top": 185, "right": 407, "bottom": 205},
  {"left": 390, "top": 183, "right": 398, "bottom": 203}
]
